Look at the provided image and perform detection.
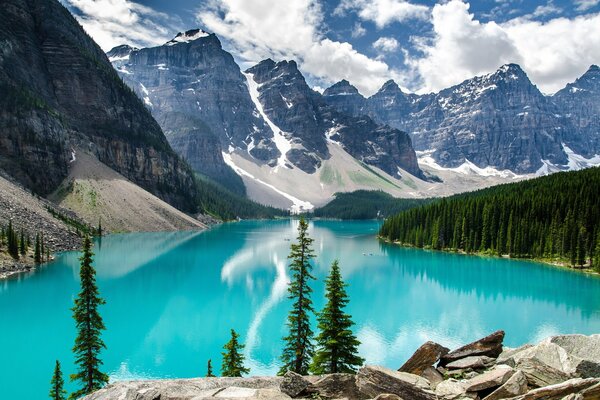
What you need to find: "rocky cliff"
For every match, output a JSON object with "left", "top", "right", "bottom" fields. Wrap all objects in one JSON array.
[
  {"left": 83, "top": 332, "right": 600, "bottom": 400},
  {"left": 324, "top": 64, "right": 600, "bottom": 175},
  {"left": 0, "top": 0, "right": 199, "bottom": 211}
]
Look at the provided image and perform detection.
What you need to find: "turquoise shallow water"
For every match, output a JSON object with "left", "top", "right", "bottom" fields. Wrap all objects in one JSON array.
[{"left": 1, "top": 219, "right": 600, "bottom": 399}]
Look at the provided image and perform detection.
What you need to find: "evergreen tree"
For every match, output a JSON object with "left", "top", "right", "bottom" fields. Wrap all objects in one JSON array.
[
  {"left": 279, "top": 217, "right": 316, "bottom": 375},
  {"left": 19, "top": 229, "right": 26, "bottom": 256},
  {"left": 49, "top": 360, "right": 67, "bottom": 400},
  {"left": 70, "top": 236, "right": 108, "bottom": 399},
  {"left": 310, "top": 260, "right": 364, "bottom": 374},
  {"left": 34, "top": 233, "right": 42, "bottom": 264},
  {"left": 221, "top": 329, "right": 249, "bottom": 377},
  {"left": 98, "top": 219, "right": 102, "bottom": 237},
  {"left": 206, "top": 359, "right": 215, "bottom": 377},
  {"left": 593, "top": 233, "right": 600, "bottom": 273},
  {"left": 7, "top": 220, "right": 19, "bottom": 259}
]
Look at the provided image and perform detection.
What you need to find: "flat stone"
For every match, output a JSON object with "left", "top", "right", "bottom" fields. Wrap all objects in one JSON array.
[
  {"left": 356, "top": 365, "right": 436, "bottom": 400},
  {"left": 306, "top": 373, "right": 367, "bottom": 400},
  {"left": 547, "top": 335, "right": 600, "bottom": 378},
  {"left": 373, "top": 394, "right": 404, "bottom": 400},
  {"left": 280, "top": 371, "right": 309, "bottom": 397},
  {"left": 446, "top": 356, "right": 496, "bottom": 370},
  {"left": 399, "top": 341, "right": 450, "bottom": 375},
  {"left": 516, "top": 357, "right": 571, "bottom": 388},
  {"left": 464, "top": 365, "right": 515, "bottom": 392},
  {"left": 482, "top": 370, "right": 528, "bottom": 400},
  {"left": 440, "top": 331, "right": 505, "bottom": 367},
  {"left": 435, "top": 379, "right": 478, "bottom": 400},
  {"left": 421, "top": 366, "right": 444, "bottom": 389},
  {"left": 497, "top": 345, "right": 534, "bottom": 367},
  {"left": 508, "top": 378, "right": 600, "bottom": 400}
]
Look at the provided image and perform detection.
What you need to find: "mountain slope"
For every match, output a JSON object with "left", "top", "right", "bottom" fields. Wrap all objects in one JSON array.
[{"left": 0, "top": 0, "right": 198, "bottom": 211}]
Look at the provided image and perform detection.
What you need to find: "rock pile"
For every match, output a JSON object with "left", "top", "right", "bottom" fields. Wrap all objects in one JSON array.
[{"left": 82, "top": 333, "right": 600, "bottom": 400}]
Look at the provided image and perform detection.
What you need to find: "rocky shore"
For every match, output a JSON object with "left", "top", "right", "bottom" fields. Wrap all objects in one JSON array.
[{"left": 83, "top": 332, "right": 600, "bottom": 400}]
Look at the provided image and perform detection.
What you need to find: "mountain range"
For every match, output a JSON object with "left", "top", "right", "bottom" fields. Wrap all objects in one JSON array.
[{"left": 107, "top": 29, "right": 600, "bottom": 211}]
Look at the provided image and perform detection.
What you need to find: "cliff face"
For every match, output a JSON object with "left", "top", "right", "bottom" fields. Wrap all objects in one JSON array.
[
  {"left": 108, "top": 31, "right": 271, "bottom": 194},
  {"left": 0, "top": 0, "right": 198, "bottom": 211},
  {"left": 324, "top": 64, "right": 600, "bottom": 175}
]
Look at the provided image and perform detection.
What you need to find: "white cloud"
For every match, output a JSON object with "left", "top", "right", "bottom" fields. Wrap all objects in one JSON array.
[
  {"left": 574, "top": 0, "right": 600, "bottom": 11},
  {"left": 531, "top": 1, "right": 562, "bottom": 18},
  {"left": 334, "top": 0, "right": 430, "bottom": 28},
  {"left": 63, "top": 0, "right": 181, "bottom": 50},
  {"left": 351, "top": 22, "right": 367, "bottom": 38},
  {"left": 373, "top": 37, "right": 400, "bottom": 52},
  {"left": 407, "top": 0, "right": 600, "bottom": 94},
  {"left": 197, "top": 0, "right": 400, "bottom": 96}
]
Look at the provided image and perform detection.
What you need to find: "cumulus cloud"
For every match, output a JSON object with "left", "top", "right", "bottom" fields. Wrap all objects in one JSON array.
[
  {"left": 373, "top": 37, "right": 400, "bottom": 52},
  {"left": 62, "top": 0, "right": 181, "bottom": 50},
  {"left": 334, "top": 0, "right": 430, "bottom": 28},
  {"left": 197, "top": 0, "right": 400, "bottom": 95},
  {"left": 407, "top": 0, "right": 600, "bottom": 94}
]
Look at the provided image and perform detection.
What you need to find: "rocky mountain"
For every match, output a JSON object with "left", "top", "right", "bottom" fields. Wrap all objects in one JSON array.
[
  {"left": 0, "top": 0, "right": 199, "bottom": 212},
  {"left": 553, "top": 65, "right": 600, "bottom": 157},
  {"left": 108, "top": 32, "right": 426, "bottom": 209},
  {"left": 325, "top": 64, "right": 587, "bottom": 175}
]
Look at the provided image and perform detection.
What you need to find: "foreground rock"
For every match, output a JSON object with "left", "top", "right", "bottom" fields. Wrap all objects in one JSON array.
[
  {"left": 399, "top": 341, "right": 450, "bottom": 375},
  {"left": 84, "top": 333, "right": 600, "bottom": 400},
  {"left": 356, "top": 365, "right": 436, "bottom": 400},
  {"left": 440, "top": 330, "right": 505, "bottom": 367}
]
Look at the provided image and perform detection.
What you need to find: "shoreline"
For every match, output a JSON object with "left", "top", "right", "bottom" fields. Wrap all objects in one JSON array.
[{"left": 379, "top": 236, "right": 600, "bottom": 276}]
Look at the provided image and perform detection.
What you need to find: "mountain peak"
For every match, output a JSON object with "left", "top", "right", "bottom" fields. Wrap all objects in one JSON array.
[
  {"left": 165, "top": 29, "right": 211, "bottom": 46},
  {"left": 493, "top": 63, "right": 528, "bottom": 81},
  {"left": 378, "top": 79, "right": 403, "bottom": 94},
  {"left": 106, "top": 44, "right": 138, "bottom": 62},
  {"left": 323, "top": 80, "right": 360, "bottom": 97}
]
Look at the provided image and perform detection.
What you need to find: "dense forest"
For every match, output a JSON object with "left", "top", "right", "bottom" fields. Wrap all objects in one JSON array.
[
  {"left": 380, "top": 168, "right": 600, "bottom": 269},
  {"left": 195, "top": 175, "right": 288, "bottom": 220},
  {"left": 313, "top": 190, "right": 430, "bottom": 220}
]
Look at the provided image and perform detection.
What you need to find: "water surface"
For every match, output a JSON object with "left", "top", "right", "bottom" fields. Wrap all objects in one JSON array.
[{"left": 1, "top": 220, "right": 599, "bottom": 399}]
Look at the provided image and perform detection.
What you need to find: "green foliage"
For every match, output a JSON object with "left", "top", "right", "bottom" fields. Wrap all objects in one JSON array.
[
  {"left": 47, "top": 207, "right": 97, "bottom": 237},
  {"left": 279, "top": 217, "right": 316, "bottom": 375},
  {"left": 34, "top": 233, "right": 42, "bottom": 264},
  {"left": 206, "top": 359, "right": 215, "bottom": 377},
  {"left": 310, "top": 260, "right": 364, "bottom": 374},
  {"left": 6, "top": 220, "right": 19, "bottom": 259},
  {"left": 195, "top": 175, "right": 288, "bottom": 220},
  {"left": 380, "top": 168, "right": 600, "bottom": 267},
  {"left": 313, "top": 190, "right": 430, "bottom": 220},
  {"left": 221, "top": 329, "right": 249, "bottom": 377},
  {"left": 70, "top": 236, "right": 108, "bottom": 399},
  {"left": 49, "top": 360, "right": 67, "bottom": 400}
]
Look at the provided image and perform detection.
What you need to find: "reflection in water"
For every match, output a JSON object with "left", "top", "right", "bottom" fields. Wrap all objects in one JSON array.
[{"left": 1, "top": 220, "right": 600, "bottom": 399}]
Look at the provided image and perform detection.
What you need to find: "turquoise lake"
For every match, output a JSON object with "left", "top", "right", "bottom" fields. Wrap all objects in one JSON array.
[{"left": 1, "top": 219, "right": 600, "bottom": 399}]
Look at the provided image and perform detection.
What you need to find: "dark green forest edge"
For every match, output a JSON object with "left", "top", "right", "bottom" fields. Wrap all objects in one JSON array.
[
  {"left": 379, "top": 167, "right": 600, "bottom": 272},
  {"left": 313, "top": 190, "right": 430, "bottom": 220}
]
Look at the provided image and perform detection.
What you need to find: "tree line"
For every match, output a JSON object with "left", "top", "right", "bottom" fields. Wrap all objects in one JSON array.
[
  {"left": 49, "top": 217, "right": 364, "bottom": 399},
  {"left": 313, "top": 190, "right": 430, "bottom": 220},
  {"left": 0, "top": 220, "right": 50, "bottom": 264},
  {"left": 379, "top": 167, "right": 600, "bottom": 270}
]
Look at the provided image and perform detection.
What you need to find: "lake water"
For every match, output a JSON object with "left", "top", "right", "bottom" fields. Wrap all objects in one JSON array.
[{"left": 1, "top": 220, "right": 600, "bottom": 399}]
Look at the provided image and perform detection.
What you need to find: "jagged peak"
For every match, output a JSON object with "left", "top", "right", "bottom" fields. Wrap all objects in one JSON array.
[
  {"left": 107, "top": 44, "right": 138, "bottom": 62},
  {"left": 165, "top": 29, "right": 212, "bottom": 46},
  {"left": 323, "top": 79, "right": 360, "bottom": 96},
  {"left": 378, "top": 79, "right": 403, "bottom": 94},
  {"left": 491, "top": 63, "right": 528, "bottom": 81}
]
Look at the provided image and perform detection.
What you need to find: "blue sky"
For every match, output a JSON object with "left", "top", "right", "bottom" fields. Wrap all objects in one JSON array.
[{"left": 62, "top": 0, "right": 600, "bottom": 96}]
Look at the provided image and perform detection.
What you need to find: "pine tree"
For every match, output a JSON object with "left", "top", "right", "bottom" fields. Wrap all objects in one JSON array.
[
  {"left": 70, "top": 236, "right": 108, "bottom": 399},
  {"left": 206, "top": 359, "right": 215, "bottom": 377},
  {"left": 279, "top": 217, "right": 316, "bottom": 375},
  {"left": 221, "top": 329, "right": 249, "bottom": 377},
  {"left": 34, "top": 233, "right": 42, "bottom": 264},
  {"left": 593, "top": 233, "right": 600, "bottom": 273},
  {"left": 7, "top": 220, "right": 19, "bottom": 259},
  {"left": 310, "top": 260, "right": 364, "bottom": 374},
  {"left": 98, "top": 219, "right": 102, "bottom": 237},
  {"left": 49, "top": 360, "right": 67, "bottom": 400},
  {"left": 19, "top": 229, "right": 26, "bottom": 256}
]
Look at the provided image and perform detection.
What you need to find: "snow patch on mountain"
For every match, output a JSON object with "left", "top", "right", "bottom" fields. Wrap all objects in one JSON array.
[
  {"left": 244, "top": 72, "right": 293, "bottom": 171},
  {"left": 417, "top": 150, "right": 520, "bottom": 178},
  {"left": 222, "top": 152, "right": 313, "bottom": 213},
  {"left": 165, "top": 29, "right": 210, "bottom": 46},
  {"left": 563, "top": 144, "right": 600, "bottom": 170}
]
